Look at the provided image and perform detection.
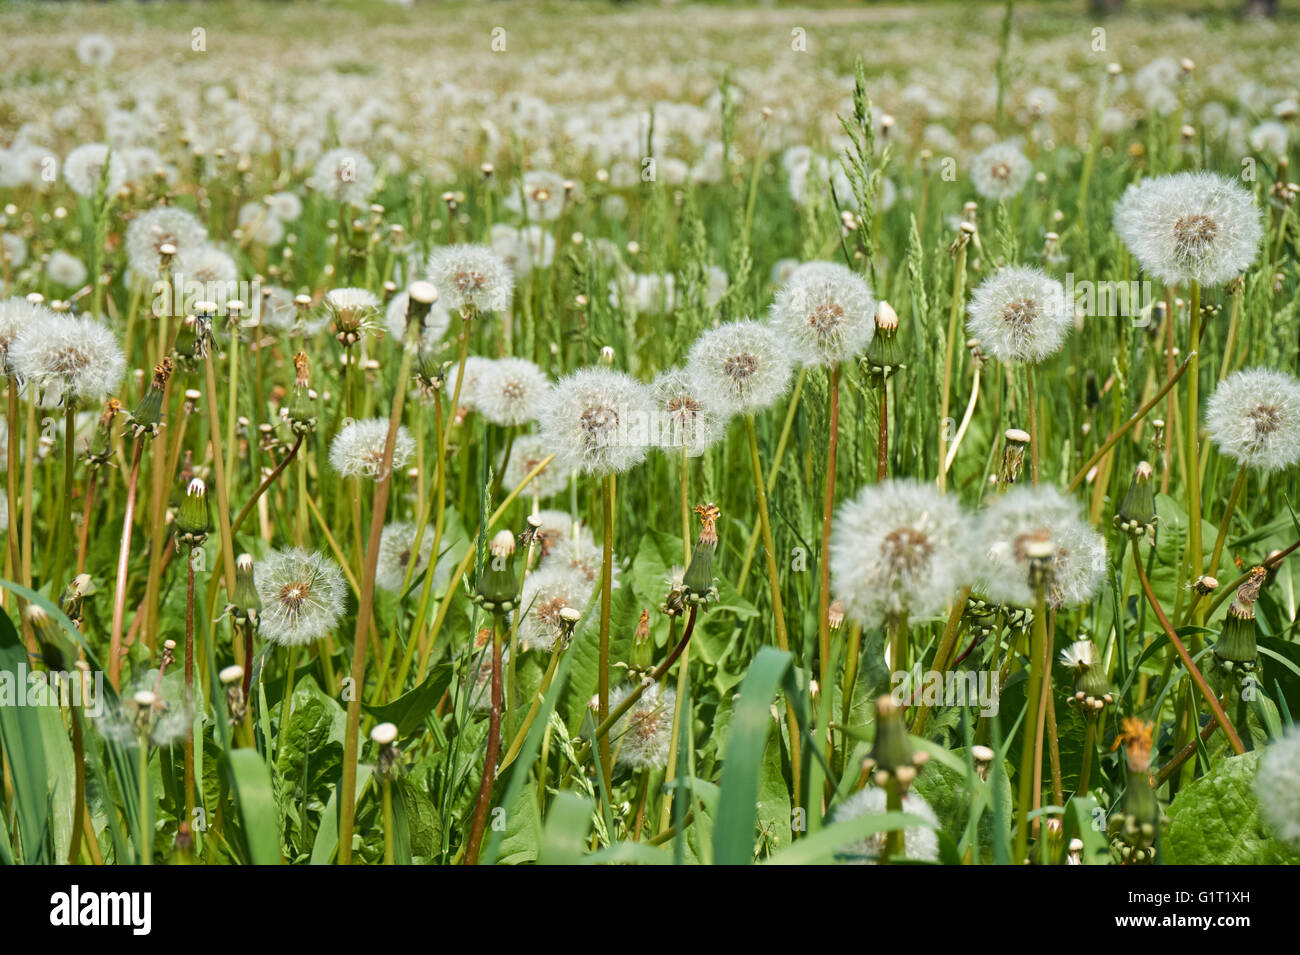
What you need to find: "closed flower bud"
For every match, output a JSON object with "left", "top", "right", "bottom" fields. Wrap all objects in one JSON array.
[
  {"left": 476, "top": 529, "right": 520, "bottom": 614},
  {"left": 129, "top": 359, "right": 172, "bottom": 438},
  {"left": 226, "top": 553, "right": 261, "bottom": 629},
  {"left": 1115, "top": 461, "right": 1157, "bottom": 538},
  {"left": 862, "top": 695, "right": 928, "bottom": 791},
  {"left": 1214, "top": 567, "right": 1264, "bottom": 676},
  {"left": 175, "top": 477, "right": 210, "bottom": 544}
]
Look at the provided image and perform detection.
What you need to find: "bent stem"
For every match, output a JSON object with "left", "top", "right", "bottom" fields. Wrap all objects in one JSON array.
[
  {"left": 1013, "top": 583, "right": 1047, "bottom": 864},
  {"left": 1132, "top": 544, "right": 1245, "bottom": 755},
  {"left": 1206, "top": 462, "right": 1247, "bottom": 588}
]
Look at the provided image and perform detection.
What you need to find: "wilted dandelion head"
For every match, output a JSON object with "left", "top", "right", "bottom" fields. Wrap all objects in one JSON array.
[
  {"left": 62, "top": 143, "right": 126, "bottom": 198},
  {"left": 1256, "top": 725, "right": 1300, "bottom": 849},
  {"left": 684, "top": 320, "right": 792, "bottom": 416},
  {"left": 476, "top": 357, "right": 549, "bottom": 427},
  {"left": 970, "top": 142, "right": 1032, "bottom": 200},
  {"left": 967, "top": 266, "right": 1071, "bottom": 364},
  {"left": 519, "top": 562, "right": 593, "bottom": 652},
  {"left": 503, "top": 433, "right": 567, "bottom": 499},
  {"left": 256, "top": 548, "right": 347, "bottom": 646},
  {"left": 308, "top": 148, "right": 375, "bottom": 206},
  {"left": 385, "top": 290, "right": 450, "bottom": 355},
  {"left": 1113, "top": 171, "right": 1262, "bottom": 286},
  {"left": 126, "top": 206, "right": 208, "bottom": 275},
  {"left": 9, "top": 313, "right": 125, "bottom": 407},
  {"left": 769, "top": 261, "right": 876, "bottom": 367},
  {"left": 376, "top": 521, "right": 433, "bottom": 593},
  {"left": 831, "top": 480, "right": 971, "bottom": 628},
  {"left": 427, "top": 244, "right": 514, "bottom": 314},
  {"left": 833, "top": 787, "right": 939, "bottom": 863},
  {"left": 611, "top": 682, "right": 675, "bottom": 770},
  {"left": 649, "top": 366, "right": 727, "bottom": 457},
  {"left": 537, "top": 367, "right": 652, "bottom": 475},
  {"left": 1059, "top": 639, "right": 1098, "bottom": 671},
  {"left": 328, "top": 417, "right": 414, "bottom": 481},
  {"left": 1206, "top": 368, "right": 1300, "bottom": 473},
  {"left": 979, "top": 485, "right": 1107, "bottom": 609}
]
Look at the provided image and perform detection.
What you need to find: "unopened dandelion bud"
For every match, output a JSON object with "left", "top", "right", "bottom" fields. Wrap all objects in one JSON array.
[
  {"left": 865, "top": 695, "right": 925, "bottom": 791},
  {"left": 828, "top": 600, "right": 845, "bottom": 632},
  {"left": 175, "top": 477, "right": 210, "bottom": 545},
  {"left": 1115, "top": 461, "right": 1157, "bottom": 538},
  {"left": 60, "top": 573, "right": 94, "bottom": 626},
  {"left": 227, "top": 553, "right": 261, "bottom": 629},
  {"left": 84, "top": 398, "right": 122, "bottom": 466},
  {"left": 1214, "top": 568, "right": 1264, "bottom": 676},
  {"left": 866, "top": 300, "right": 905, "bottom": 375},
  {"left": 682, "top": 503, "right": 721, "bottom": 606},
  {"left": 1000, "top": 428, "right": 1030, "bottom": 486},
  {"left": 476, "top": 529, "right": 520, "bottom": 615},
  {"left": 1110, "top": 718, "right": 1159, "bottom": 864},
  {"left": 631, "top": 608, "right": 653, "bottom": 670},
  {"left": 24, "top": 605, "right": 68, "bottom": 670},
  {"left": 1061, "top": 639, "right": 1112, "bottom": 711},
  {"left": 129, "top": 359, "right": 172, "bottom": 438}
]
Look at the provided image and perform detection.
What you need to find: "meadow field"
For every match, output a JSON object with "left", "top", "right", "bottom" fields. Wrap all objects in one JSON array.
[{"left": 0, "top": 0, "right": 1298, "bottom": 868}]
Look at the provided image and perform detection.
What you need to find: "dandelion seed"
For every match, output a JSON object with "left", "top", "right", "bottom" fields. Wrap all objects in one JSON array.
[
  {"left": 1113, "top": 171, "right": 1263, "bottom": 287},
  {"left": 966, "top": 266, "right": 1071, "bottom": 364},
  {"left": 648, "top": 366, "right": 727, "bottom": 457},
  {"left": 1256, "top": 725, "right": 1300, "bottom": 849},
  {"left": 1206, "top": 368, "right": 1300, "bottom": 473},
  {"left": 256, "top": 548, "right": 347, "bottom": 646},
  {"left": 830, "top": 480, "right": 971, "bottom": 627},
  {"left": 519, "top": 563, "right": 593, "bottom": 652},
  {"left": 329, "top": 418, "right": 414, "bottom": 481},
  {"left": 769, "top": 261, "right": 876, "bottom": 367},
  {"left": 309, "top": 148, "right": 376, "bottom": 206}
]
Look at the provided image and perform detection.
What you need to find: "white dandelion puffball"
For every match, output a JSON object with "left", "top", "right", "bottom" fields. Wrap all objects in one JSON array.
[
  {"left": 503, "top": 433, "right": 567, "bottom": 499},
  {"left": 505, "top": 170, "right": 571, "bottom": 222},
  {"left": 2, "top": 234, "right": 26, "bottom": 268},
  {"left": 385, "top": 291, "right": 451, "bottom": 354},
  {"left": 1256, "top": 726, "right": 1300, "bottom": 849},
  {"left": 62, "top": 144, "right": 126, "bottom": 198},
  {"left": 9, "top": 314, "right": 125, "bottom": 407},
  {"left": 684, "top": 320, "right": 793, "bottom": 417},
  {"left": 979, "top": 485, "right": 1107, "bottom": 609},
  {"left": 491, "top": 224, "right": 556, "bottom": 277},
  {"left": 256, "top": 548, "right": 347, "bottom": 646},
  {"left": 970, "top": 142, "right": 1032, "bottom": 201},
  {"left": 833, "top": 788, "right": 939, "bottom": 863},
  {"left": 427, "top": 244, "right": 514, "bottom": 314},
  {"left": 125, "top": 206, "right": 209, "bottom": 275},
  {"left": 1248, "top": 121, "right": 1289, "bottom": 158},
  {"left": 329, "top": 417, "right": 414, "bottom": 481},
  {"left": 476, "top": 357, "right": 549, "bottom": 427},
  {"left": 446, "top": 354, "right": 494, "bottom": 411},
  {"left": 75, "top": 33, "right": 115, "bottom": 67},
  {"left": 46, "top": 250, "right": 88, "bottom": 289},
  {"left": 265, "top": 191, "right": 303, "bottom": 223},
  {"left": 1206, "top": 368, "right": 1300, "bottom": 473},
  {"left": 1113, "top": 172, "right": 1263, "bottom": 287},
  {"left": 966, "top": 266, "right": 1071, "bottom": 364},
  {"left": 519, "top": 562, "right": 593, "bottom": 652},
  {"left": 176, "top": 244, "right": 239, "bottom": 295},
  {"left": 0, "top": 297, "right": 56, "bottom": 370},
  {"left": 375, "top": 521, "right": 434, "bottom": 593},
  {"left": 537, "top": 367, "right": 653, "bottom": 475},
  {"left": 831, "top": 480, "right": 971, "bottom": 628},
  {"left": 533, "top": 510, "right": 591, "bottom": 558},
  {"left": 237, "top": 202, "right": 284, "bottom": 246},
  {"left": 611, "top": 683, "right": 675, "bottom": 770},
  {"left": 309, "top": 148, "right": 375, "bottom": 206},
  {"left": 769, "top": 261, "right": 876, "bottom": 367},
  {"left": 649, "top": 367, "right": 727, "bottom": 457}
]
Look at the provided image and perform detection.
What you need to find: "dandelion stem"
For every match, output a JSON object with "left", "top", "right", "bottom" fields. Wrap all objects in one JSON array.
[
  {"left": 1206, "top": 463, "right": 1247, "bottom": 591},
  {"left": 737, "top": 367, "right": 804, "bottom": 593},
  {"left": 1013, "top": 583, "right": 1047, "bottom": 864},
  {"left": 108, "top": 440, "right": 145, "bottom": 691},
  {"left": 1132, "top": 544, "right": 1245, "bottom": 755},
  {"left": 1185, "top": 281, "right": 1204, "bottom": 585},
  {"left": 817, "top": 366, "right": 841, "bottom": 766},
  {"left": 597, "top": 471, "right": 616, "bottom": 788},
  {"left": 938, "top": 241, "right": 968, "bottom": 492},
  {"left": 1077, "top": 713, "right": 1097, "bottom": 800},
  {"left": 183, "top": 546, "right": 197, "bottom": 824},
  {"left": 463, "top": 618, "right": 503, "bottom": 865}
]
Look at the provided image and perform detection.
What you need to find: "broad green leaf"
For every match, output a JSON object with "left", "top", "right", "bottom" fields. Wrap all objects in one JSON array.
[{"left": 1164, "top": 751, "right": 1300, "bottom": 865}]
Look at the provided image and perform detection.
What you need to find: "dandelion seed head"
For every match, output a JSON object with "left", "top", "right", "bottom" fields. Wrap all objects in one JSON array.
[
  {"left": 46, "top": 250, "right": 88, "bottom": 289},
  {"left": 1206, "top": 368, "right": 1300, "bottom": 473},
  {"left": 967, "top": 266, "right": 1071, "bottom": 365},
  {"left": 1113, "top": 171, "right": 1262, "bottom": 286},
  {"left": 427, "top": 244, "right": 514, "bottom": 314},
  {"left": 970, "top": 142, "right": 1032, "bottom": 200},
  {"left": 375, "top": 521, "right": 433, "bottom": 593},
  {"left": 979, "top": 485, "right": 1106, "bottom": 609},
  {"left": 62, "top": 143, "right": 126, "bottom": 198},
  {"left": 831, "top": 480, "right": 971, "bottom": 628},
  {"left": 833, "top": 788, "right": 939, "bottom": 863},
  {"left": 328, "top": 417, "right": 414, "bottom": 481},
  {"left": 308, "top": 148, "right": 375, "bottom": 206},
  {"left": 611, "top": 683, "right": 675, "bottom": 769},
  {"left": 256, "top": 548, "right": 347, "bottom": 647},
  {"left": 685, "top": 320, "right": 792, "bottom": 416},
  {"left": 769, "top": 261, "right": 876, "bottom": 367},
  {"left": 1256, "top": 725, "right": 1300, "bottom": 849},
  {"left": 649, "top": 366, "right": 727, "bottom": 457},
  {"left": 503, "top": 434, "right": 567, "bottom": 499},
  {"left": 9, "top": 313, "right": 125, "bottom": 407},
  {"left": 519, "top": 562, "right": 593, "bottom": 652},
  {"left": 537, "top": 367, "right": 652, "bottom": 475},
  {"left": 385, "top": 290, "right": 451, "bottom": 355},
  {"left": 476, "top": 357, "right": 549, "bottom": 427}
]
